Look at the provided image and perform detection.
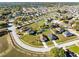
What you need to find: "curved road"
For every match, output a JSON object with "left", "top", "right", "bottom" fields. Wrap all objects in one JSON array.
[
  {"left": 7, "top": 20, "right": 79, "bottom": 52},
  {"left": 8, "top": 24, "right": 53, "bottom": 52}
]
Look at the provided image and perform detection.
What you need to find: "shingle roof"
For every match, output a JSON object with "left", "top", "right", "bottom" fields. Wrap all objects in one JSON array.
[
  {"left": 63, "top": 31, "right": 73, "bottom": 36},
  {"left": 40, "top": 35, "right": 49, "bottom": 42},
  {"left": 48, "top": 34, "right": 58, "bottom": 40}
]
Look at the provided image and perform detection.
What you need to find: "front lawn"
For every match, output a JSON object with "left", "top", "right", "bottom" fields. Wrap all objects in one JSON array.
[
  {"left": 56, "top": 34, "right": 77, "bottom": 44},
  {"left": 51, "top": 28, "right": 77, "bottom": 44},
  {"left": 43, "top": 29, "right": 52, "bottom": 35},
  {"left": 20, "top": 34, "right": 43, "bottom": 47},
  {"left": 43, "top": 29, "right": 54, "bottom": 46},
  {"left": 68, "top": 45, "right": 79, "bottom": 54}
]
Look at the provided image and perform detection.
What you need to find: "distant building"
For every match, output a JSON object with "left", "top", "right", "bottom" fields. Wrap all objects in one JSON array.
[{"left": 13, "top": 11, "right": 21, "bottom": 17}]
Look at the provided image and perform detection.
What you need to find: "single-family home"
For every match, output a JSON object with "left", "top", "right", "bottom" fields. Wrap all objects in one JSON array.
[
  {"left": 63, "top": 31, "right": 74, "bottom": 37},
  {"left": 40, "top": 34, "right": 49, "bottom": 42},
  {"left": 55, "top": 28, "right": 65, "bottom": 34},
  {"left": 48, "top": 34, "right": 58, "bottom": 40}
]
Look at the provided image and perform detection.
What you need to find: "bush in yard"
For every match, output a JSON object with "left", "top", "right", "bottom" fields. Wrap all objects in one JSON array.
[{"left": 50, "top": 47, "right": 66, "bottom": 57}]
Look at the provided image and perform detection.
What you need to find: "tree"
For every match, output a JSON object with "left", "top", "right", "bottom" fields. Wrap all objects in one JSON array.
[
  {"left": 50, "top": 47, "right": 66, "bottom": 57},
  {"left": 73, "top": 21, "right": 79, "bottom": 31},
  {"left": 50, "top": 47, "right": 59, "bottom": 57},
  {"left": 59, "top": 48, "right": 66, "bottom": 57}
]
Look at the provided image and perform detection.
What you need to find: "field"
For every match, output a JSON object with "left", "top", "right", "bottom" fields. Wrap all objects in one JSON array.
[
  {"left": 56, "top": 34, "right": 77, "bottom": 44},
  {"left": 4, "top": 47, "right": 50, "bottom": 57},
  {"left": 0, "top": 34, "right": 8, "bottom": 53},
  {"left": 4, "top": 48, "right": 27, "bottom": 57}
]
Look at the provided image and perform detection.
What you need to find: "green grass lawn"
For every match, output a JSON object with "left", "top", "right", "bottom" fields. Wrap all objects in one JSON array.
[
  {"left": 28, "top": 20, "right": 45, "bottom": 30},
  {"left": 0, "top": 34, "right": 8, "bottom": 53},
  {"left": 68, "top": 45, "right": 79, "bottom": 54},
  {"left": 43, "top": 29, "right": 52, "bottom": 35},
  {"left": 56, "top": 34, "right": 77, "bottom": 44},
  {"left": 43, "top": 29, "right": 54, "bottom": 46},
  {"left": 20, "top": 34, "right": 43, "bottom": 47}
]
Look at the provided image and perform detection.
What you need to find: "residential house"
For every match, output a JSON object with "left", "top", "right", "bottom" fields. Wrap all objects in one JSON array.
[
  {"left": 40, "top": 34, "right": 49, "bottom": 42},
  {"left": 48, "top": 34, "right": 58, "bottom": 40},
  {"left": 55, "top": 28, "right": 65, "bottom": 34},
  {"left": 63, "top": 31, "right": 74, "bottom": 37}
]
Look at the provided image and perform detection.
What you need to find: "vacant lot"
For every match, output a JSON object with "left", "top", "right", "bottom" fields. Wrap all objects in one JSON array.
[
  {"left": 4, "top": 48, "right": 27, "bottom": 57},
  {"left": 0, "top": 34, "right": 8, "bottom": 53},
  {"left": 4, "top": 47, "right": 50, "bottom": 57}
]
